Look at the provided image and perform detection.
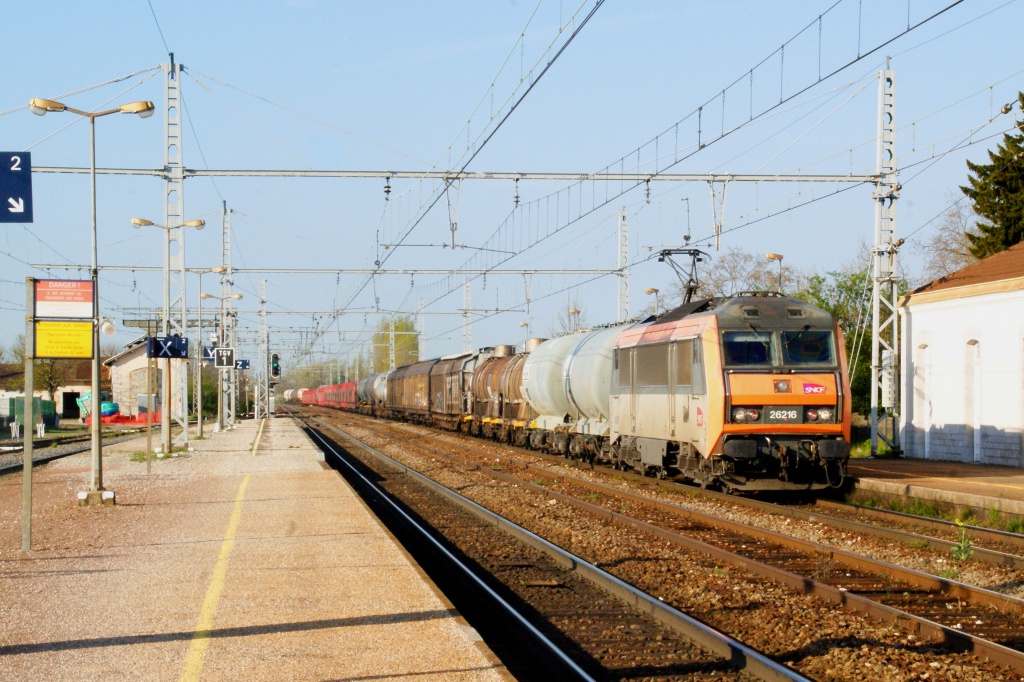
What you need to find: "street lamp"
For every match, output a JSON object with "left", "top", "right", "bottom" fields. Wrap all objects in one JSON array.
[
  {"left": 645, "top": 287, "right": 660, "bottom": 315},
  {"left": 133, "top": 217, "right": 206, "bottom": 454},
  {"left": 568, "top": 308, "right": 580, "bottom": 332},
  {"left": 201, "top": 292, "right": 242, "bottom": 431},
  {"left": 519, "top": 321, "right": 529, "bottom": 348},
  {"left": 30, "top": 96, "right": 154, "bottom": 505},
  {"left": 195, "top": 267, "right": 225, "bottom": 438},
  {"left": 765, "top": 253, "right": 784, "bottom": 293}
]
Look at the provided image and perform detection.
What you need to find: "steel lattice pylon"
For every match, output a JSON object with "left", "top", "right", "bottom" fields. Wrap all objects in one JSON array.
[
  {"left": 162, "top": 59, "right": 190, "bottom": 451},
  {"left": 870, "top": 63, "right": 901, "bottom": 456}
]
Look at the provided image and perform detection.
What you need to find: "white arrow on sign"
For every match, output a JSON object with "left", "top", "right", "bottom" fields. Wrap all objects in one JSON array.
[{"left": 8, "top": 197, "right": 24, "bottom": 213}]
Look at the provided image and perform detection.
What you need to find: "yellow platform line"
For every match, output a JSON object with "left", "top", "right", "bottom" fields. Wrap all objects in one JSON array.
[
  {"left": 251, "top": 418, "right": 267, "bottom": 456},
  {"left": 179, "top": 475, "right": 250, "bottom": 682}
]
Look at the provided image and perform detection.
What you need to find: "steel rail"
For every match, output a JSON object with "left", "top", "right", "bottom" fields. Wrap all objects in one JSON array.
[
  {"left": 301, "top": 422, "right": 597, "bottom": 682},
  {"left": 333, "top": 414, "right": 1024, "bottom": 674},
  {"left": 613, "top": 476, "right": 1024, "bottom": 571},
  {"left": 815, "top": 499, "right": 1024, "bottom": 554},
  {"left": 304, "top": 414, "right": 808, "bottom": 682},
  {"left": 584, "top": 469, "right": 1024, "bottom": 570},
  {"left": 0, "top": 431, "right": 145, "bottom": 476}
]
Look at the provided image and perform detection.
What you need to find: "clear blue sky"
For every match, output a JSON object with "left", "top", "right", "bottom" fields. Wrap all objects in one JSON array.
[{"left": 1, "top": 0, "right": 1021, "bottom": 370}]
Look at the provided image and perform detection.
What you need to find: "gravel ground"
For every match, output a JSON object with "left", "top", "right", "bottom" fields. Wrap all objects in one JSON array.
[
  {"left": 329, "top": 411, "right": 1022, "bottom": 681},
  {"left": 383, "top": 417, "right": 1024, "bottom": 599}
]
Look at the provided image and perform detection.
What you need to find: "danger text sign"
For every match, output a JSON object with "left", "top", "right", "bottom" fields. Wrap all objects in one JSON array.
[{"left": 34, "top": 280, "right": 94, "bottom": 319}]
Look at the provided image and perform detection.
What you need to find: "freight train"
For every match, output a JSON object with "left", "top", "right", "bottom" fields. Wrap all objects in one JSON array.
[{"left": 295, "top": 292, "right": 852, "bottom": 493}]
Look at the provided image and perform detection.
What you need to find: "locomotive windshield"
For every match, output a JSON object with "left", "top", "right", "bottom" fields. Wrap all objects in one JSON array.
[
  {"left": 722, "top": 329, "right": 837, "bottom": 368},
  {"left": 722, "top": 331, "right": 775, "bottom": 366},
  {"left": 780, "top": 330, "right": 836, "bottom": 366}
]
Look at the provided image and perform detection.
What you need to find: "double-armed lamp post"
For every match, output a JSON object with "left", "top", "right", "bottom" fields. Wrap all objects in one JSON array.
[
  {"left": 195, "top": 267, "right": 226, "bottom": 438},
  {"left": 201, "top": 292, "right": 242, "bottom": 431},
  {"left": 132, "top": 217, "right": 205, "bottom": 454},
  {"left": 29, "top": 97, "right": 154, "bottom": 504}
]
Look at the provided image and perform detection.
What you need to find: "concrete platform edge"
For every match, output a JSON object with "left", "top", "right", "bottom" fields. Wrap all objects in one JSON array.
[
  {"left": 293, "top": 417, "right": 514, "bottom": 680},
  {"left": 854, "top": 478, "right": 1024, "bottom": 516}
]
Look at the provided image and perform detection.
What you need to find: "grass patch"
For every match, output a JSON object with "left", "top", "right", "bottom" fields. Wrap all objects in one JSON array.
[{"left": 849, "top": 438, "right": 895, "bottom": 459}]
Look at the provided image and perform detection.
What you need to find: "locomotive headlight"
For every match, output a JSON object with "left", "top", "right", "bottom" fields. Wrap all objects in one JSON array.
[
  {"left": 746, "top": 409, "right": 760, "bottom": 421},
  {"left": 733, "top": 407, "right": 747, "bottom": 422},
  {"left": 818, "top": 408, "right": 833, "bottom": 422},
  {"left": 806, "top": 408, "right": 819, "bottom": 422}
]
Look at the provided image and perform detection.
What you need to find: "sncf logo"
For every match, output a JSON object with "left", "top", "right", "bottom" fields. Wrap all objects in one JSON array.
[{"left": 803, "top": 383, "right": 827, "bottom": 394}]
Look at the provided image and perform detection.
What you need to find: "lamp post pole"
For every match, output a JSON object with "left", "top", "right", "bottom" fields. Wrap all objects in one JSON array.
[
  {"left": 766, "top": 253, "right": 784, "bottom": 294},
  {"left": 200, "top": 291, "right": 241, "bottom": 432},
  {"left": 87, "top": 114, "right": 102, "bottom": 493},
  {"left": 645, "top": 287, "right": 660, "bottom": 315},
  {"left": 193, "top": 267, "right": 225, "bottom": 439},
  {"left": 132, "top": 217, "right": 204, "bottom": 453},
  {"left": 196, "top": 272, "right": 204, "bottom": 439},
  {"left": 30, "top": 97, "right": 154, "bottom": 505}
]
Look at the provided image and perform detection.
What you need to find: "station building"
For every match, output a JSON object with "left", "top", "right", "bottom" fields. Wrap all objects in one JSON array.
[
  {"left": 899, "top": 241, "right": 1024, "bottom": 466},
  {"left": 103, "top": 336, "right": 161, "bottom": 417}
]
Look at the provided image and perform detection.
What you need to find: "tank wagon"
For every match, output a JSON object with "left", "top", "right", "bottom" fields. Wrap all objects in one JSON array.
[
  {"left": 309, "top": 292, "right": 850, "bottom": 493},
  {"left": 471, "top": 343, "right": 537, "bottom": 446}
]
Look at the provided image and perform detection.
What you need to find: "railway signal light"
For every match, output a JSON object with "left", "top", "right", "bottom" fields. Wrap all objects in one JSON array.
[{"left": 271, "top": 353, "right": 281, "bottom": 378}]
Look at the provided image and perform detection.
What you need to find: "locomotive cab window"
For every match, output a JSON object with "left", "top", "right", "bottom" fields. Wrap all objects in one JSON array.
[
  {"left": 722, "top": 330, "right": 775, "bottom": 367},
  {"left": 781, "top": 330, "right": 835, "bottom": 366}
]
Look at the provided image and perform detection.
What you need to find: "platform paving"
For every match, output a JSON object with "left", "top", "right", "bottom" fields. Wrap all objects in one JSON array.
[
  {"left": 850, "top": 457, "right": 1024, "bottom": 516},
  {"left": 0, "top": 417, "right": 508, "bottom": 681}
]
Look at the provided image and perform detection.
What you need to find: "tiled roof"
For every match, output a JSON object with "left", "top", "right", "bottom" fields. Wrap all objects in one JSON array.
[{"left": 910, "top": 240, "right": 1024, "bottom": 294}]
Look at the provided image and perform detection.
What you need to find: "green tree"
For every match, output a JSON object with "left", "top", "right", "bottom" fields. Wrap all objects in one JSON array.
[
  {"left": 797, "top": 245, "right": 909, "bottom": 415},
  {"left": 961, "top": 92, "right": 1024, "bottom": 258},
  {"left": 7, "top": 334, "right": 77, "bottom": 400},
  {"left": 372, "top": 316, "right": 418, "bottom": 371}
]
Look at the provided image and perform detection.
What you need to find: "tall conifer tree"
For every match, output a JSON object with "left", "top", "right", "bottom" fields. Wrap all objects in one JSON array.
[{"left": 961, "top": 92, "right": 1024, "bottom": 258}]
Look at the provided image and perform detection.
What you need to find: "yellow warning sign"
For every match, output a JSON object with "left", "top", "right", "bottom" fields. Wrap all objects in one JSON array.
[{"left": 35, "top": 321, "right": 93, "bottom": 359}]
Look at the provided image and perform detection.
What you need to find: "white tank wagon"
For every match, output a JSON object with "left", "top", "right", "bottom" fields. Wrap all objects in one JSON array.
[
  {"left": 372, "top": 371, "right": 390, "bottom": 405},
  {"left": 521, "top": 331, "right": 588, "bottom": 452},
  {"left": 562, "top": 323, "right": 634, "bottom": 458}
]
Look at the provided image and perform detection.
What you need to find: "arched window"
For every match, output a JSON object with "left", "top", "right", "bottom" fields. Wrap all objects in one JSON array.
[
  {"left": 966, "top": 340, "right": 981, "bottom": 463},
  {"left": 914, "top": 344, "right": 930, "bottom": 459}
]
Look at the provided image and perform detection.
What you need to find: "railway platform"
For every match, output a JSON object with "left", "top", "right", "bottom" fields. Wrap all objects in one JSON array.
[
  {"left": 0, "top": 416, "right": 508, "bottom": 681},
  {"left": 849, "top": 456, "right": 1024, "bottom": 517}
]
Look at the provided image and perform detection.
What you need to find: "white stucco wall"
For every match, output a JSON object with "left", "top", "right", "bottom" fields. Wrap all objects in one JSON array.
[
  {"left": 900, "top": 288, "right": 1024, "bottom": 466},
  {"left": 108, "top": 347, "right": 162, "bottom": 417}
]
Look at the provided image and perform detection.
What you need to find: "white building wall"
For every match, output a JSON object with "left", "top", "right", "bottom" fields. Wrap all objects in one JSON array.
[
  {"left": 109, "top": 348, "right": 162, "bottom": 417},
  {"left": 900, "top": 289, "right": 1024, "bottom": 466}
]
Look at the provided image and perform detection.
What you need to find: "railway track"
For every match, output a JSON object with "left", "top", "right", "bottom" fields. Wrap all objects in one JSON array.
[
  {"left": 303, "top": 406, "right": 1024, "bottom": 679},
  {"left": 0, "top": 430, "right": 147, "bottom": 475},
  {"left": 297, "top": 410, "right": 798, "bottom": 681}
]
